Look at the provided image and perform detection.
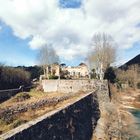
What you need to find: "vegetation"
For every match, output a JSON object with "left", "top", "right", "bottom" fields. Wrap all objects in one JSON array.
[
  {"left": 137, "top": 82, "right": 140, "bottom": 89},
  {"left": 90, "top": 69, "right": 97, "bottom": 79},
  {"left": 120, "top": 54, "right": 140, "bottom": 70},
  {"left": 104, "top": 67, "right": 116, "bottom": 83},
  {"left": 87, "top": 33, "right": 116, "bottom": 80},
  {"left": 37, "top": 45, "right": 60, "bottom": 79},
  {"left": 116, "top": 64, "right": 139, "bottom": 89},
  {"left": 16, "top": 66, "right": 43, "bottom": 80},
  {"left": 13, "top": 92, "right": 31, "bottom": 102},
  {"left": 49, "top": 75, "right": 59, "bottom": 79},
  {"left": 0, "top": 65, "right": 31, "bottom": 90},
  {"left": 0, "top": 89, "right": 84, "bottom": 134}
]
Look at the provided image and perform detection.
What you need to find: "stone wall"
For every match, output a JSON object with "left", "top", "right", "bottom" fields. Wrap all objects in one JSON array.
[
  {"left": 0, "top": 86, "right": 31, "bottom": 103},
  {"left": 42, "top": 80, "right": 96, "bottom": 93},
  {"left": 0, "top": 92, "right": 100, "bottom": 140},
  {"left": 0, "top": 88, "right": 20, "bottom": 103}
]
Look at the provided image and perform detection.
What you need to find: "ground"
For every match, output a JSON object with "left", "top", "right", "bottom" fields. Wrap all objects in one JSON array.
[{"left": 0, "top": 89, "right": 86, "bottom": 134}]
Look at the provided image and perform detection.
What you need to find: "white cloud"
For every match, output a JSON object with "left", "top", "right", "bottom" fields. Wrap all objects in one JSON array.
[
  {"left": 0, "top": 0, "right": 140, "bottom": 64},
  {"left": 29, "top": 35, "right": 47, "bottom": 49}
]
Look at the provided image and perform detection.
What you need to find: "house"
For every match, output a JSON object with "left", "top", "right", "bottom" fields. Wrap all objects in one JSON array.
[
  {"left": 61, "top": 63, "right": 89, "bottom": 79},
  {"left": 40, "top": 63, "right": 89, "bottom": 80}
]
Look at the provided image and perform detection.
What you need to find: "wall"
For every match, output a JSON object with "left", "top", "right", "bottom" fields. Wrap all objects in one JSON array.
[
  {"left": 62, "top": 64, "right": 89, "bottom": 77},
  {"left": 0, "top": 86, "right": 31, "bottom": 103},
  {"left": 0, "top": 88, "right": 20, "bottom": 103},
  {"left": 0, "top": 92, "right": 100, "bottom": 140},
  {"left": 42, "top": 79, "right": 96, "bottom": 93}
]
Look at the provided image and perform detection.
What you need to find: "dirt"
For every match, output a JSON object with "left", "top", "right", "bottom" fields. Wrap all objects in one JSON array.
[
  {"left": 92, "top": 86, "right": 140, "bottom": 140},
  {"left": 0, "top": 90, "right": 86, "bottom": 134}
]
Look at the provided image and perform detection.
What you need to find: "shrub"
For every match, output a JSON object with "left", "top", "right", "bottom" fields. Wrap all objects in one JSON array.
[
  {"left": 49, "top": 75, "right": 59, "bottom": 79},
  {"left": 137, "top": 82, "right": 140, "bottom": 89},
  {"left": 13, "top": 92, "right": 31, "bottom": 102},
  {"left": 104, "top": 67, "right": 116, "bottom": 83}
]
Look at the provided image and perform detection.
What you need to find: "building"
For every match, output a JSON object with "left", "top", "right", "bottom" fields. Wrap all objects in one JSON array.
[
  {"left": 40, "top": 63, "right": 89, "bottom": 80},
  {"left": 61, "top": 63, "right": 89, "bottom": 79}
]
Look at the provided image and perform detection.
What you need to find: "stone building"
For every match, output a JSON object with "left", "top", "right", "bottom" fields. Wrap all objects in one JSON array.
[
  {"left": 61, "top": 63, "right": 89, "bottom": 79},
  {"left": 50, "top": 63, "right": 60, "bottom": 77},
  {"left": 40, "top": 63, "right": 89, "bottom": 80}
]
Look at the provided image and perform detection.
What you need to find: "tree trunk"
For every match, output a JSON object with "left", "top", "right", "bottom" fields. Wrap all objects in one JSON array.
[{"left": 46, "top": 66, "right": 49, "bottom": 79}]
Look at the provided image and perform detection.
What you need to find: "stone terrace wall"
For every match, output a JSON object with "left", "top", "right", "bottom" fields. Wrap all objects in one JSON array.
[
  {"left": 0, "top": 92, "right": 100, "bottom": 140},
  {"left": 0, "top": 86, "right": 32, "bottom": 103},
  {"left": 42, "top": 80, "right": 96, "bottom": 93},
  {"left": 0, "top": 88, "right": 20, "bottom": 103}
]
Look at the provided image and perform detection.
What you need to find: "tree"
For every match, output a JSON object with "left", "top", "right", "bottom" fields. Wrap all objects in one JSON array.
[
  {"left": 116, "top": 64, "right": 139, "bottom": 89},
  {"left": 0, "top": 66, "right": 31, "bottom": 90},
  {"left": 87, "top": 33, "right": 116, "bottom": 80},
  {"left": 104, "top": 67, "right": 116, "bottom": 83},
  {"left": 38, "top": 45, "right": 60, "bottom": 79}
]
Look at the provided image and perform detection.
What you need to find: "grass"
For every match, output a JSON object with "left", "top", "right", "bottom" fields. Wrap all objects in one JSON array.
[
  {"left": 0, "top": 89, "right": 68, "bottom": 108},
  {"left": 0, "top": 89, "right": 86, "bottom": 134},
  {"left": 0, "top": 118, "right": 28, "bottom": 134}
]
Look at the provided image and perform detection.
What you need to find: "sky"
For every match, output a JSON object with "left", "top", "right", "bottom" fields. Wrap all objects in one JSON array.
[{"left": 0, "top": 0, "right": 140, "bottom": 66}]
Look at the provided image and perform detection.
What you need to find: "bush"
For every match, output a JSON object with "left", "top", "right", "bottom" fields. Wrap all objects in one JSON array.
[
  {"left": 49, "top": 75, "right": 59, "bottom": 79},
  {"left": 104, "top": 67, "right": 116, "bottom": 83},
  {"left": 137, "top": 82, "right": 140, "bottom": 89},
  {"left": 13, "top": 92, "right": 31, "bottom": 102}
]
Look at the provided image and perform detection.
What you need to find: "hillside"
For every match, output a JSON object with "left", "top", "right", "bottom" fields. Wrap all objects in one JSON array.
[{"left": 120, "top": 54, "right": 140, "bottom": 70}]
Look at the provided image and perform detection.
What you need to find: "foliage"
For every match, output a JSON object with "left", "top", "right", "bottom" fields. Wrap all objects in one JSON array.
[
  {"left": 60, "top": 70, "right": 69, "bottom": 79},
  {"left": 137, "top": 82, "right": 140, "bottom": 89},
  {"left": 17, "top": 65, "right": 43, "bottom": 80},
  {"left": 12, "top": 119, "right": 27, "bottom": 128},
  {"left": 0, "top": 66, "right": 31, "bottom": 90},
  {"left": 13, "top": 92, "right": 31, "bottom": 102},
  {"left": 90, "top": 69, "right": 97, "bottom": 79},
  {"left": 49, "top": 75, "right": 59, "bottom": 79},
  {"left": 116, "top": 65, "right": 139, "bottom": 89},
  {"left": 104, "top": 67, "right": 116, "bottom": 83}
]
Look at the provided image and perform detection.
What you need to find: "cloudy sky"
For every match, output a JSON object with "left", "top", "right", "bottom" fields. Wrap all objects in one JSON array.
[{"left": 0, "top": 0, "right": 140, "bottom": 66}]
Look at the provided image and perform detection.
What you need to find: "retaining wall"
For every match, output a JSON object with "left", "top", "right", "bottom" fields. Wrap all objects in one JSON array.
[
  {"left": 0, "top": 91, "right": 100, "bottom": 140},
  {"left": 42, "top": 80, "right": 96, "bottom": 93},
  {"left": 0, "top": 86, "right": 32, "bottom": 103},
  {"left": 0, "top": 88, "right": 20, "bottom": 103}
]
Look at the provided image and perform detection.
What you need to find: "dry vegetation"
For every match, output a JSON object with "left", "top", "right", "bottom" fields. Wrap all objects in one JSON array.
[
  {"left": 116, "top": 64, "right": 140, "bottom": 89},
  {"left": 0, "top": 65, "right": 31, "bottom": 90},
  {"left": 110, "top": 85, "right": 140, "bottom": 139},
  {"left": 0, "top": 89, "right": 85, "bottom": 134}
]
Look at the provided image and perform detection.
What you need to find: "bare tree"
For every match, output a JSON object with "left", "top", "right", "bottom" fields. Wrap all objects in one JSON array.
[
  {"left": 38, "top": 45, "right": 60, "bottom": 79},
  {"left": 87, "top": 33, "right": 116, "bottom": 80},
  {"left": 116, "top": 64, "right": 139, "bottom": 89}
]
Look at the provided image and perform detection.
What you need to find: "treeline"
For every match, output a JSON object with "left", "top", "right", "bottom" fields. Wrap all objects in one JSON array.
[
  {"left": 0, "top": 65, "right": 31, "bottom": 90},
  {"left": 16, "top": 66, "right": 43, "bottom": 80},
  {"left": 104, "top": 64, "right": 140, "bottom": 89}
]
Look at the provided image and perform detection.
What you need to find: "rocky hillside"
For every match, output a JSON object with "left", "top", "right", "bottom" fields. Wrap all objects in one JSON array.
[{"left": 120, "top": 54, "right": 140, "bottom": 70}]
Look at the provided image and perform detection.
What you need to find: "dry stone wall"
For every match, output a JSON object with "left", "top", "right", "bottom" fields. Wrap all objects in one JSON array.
[
  {"left": 0, "top": 92, "right": 100, "bottom": 140},
  {"left": 0, "top": 89, "right": 20, "bottom": 103},
  {"left": 42, "top": 80, "right": 97, "bottom": 93}
]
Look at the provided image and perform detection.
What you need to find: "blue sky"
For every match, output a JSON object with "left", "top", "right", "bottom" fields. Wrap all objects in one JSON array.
[
  {"left": 0, "top": 0, "right": 83, "bottom": 66},
  {"left": 0, "top": 21, "right": 38, "bottom": 66},
  {"left": 59, "top": 0, "right": 81, "bottom": 8},
  {"left": 0, "top": 0, "right": 140, "bottom": 66}
]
